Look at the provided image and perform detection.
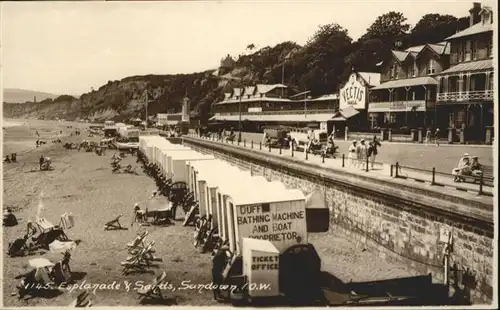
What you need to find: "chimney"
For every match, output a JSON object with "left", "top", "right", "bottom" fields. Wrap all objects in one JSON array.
[{"left": 469, "top": 2, "right": 482, "bottom": 27}]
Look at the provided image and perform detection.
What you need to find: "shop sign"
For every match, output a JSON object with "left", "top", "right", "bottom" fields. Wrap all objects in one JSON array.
[{"left": 340, "top": 73, "right": 366, "bottom": 110}]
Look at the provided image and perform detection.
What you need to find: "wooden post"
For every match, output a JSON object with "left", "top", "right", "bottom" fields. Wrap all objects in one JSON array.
[
  {"left": 365, "top": 155, "right": 369, "bottom": 172},
  {"left": 259, "top": 142, "right": 262, "bottom": 150},
  {"left": 322, "top": 153, "right": 325, "bottom": 163},
  {"left": 244, "top": 139, "right": 246, "bottom": 147},
  {"left": 342, "top": 154, "right": 345, "bottom": 167},
  {"left": 269, "top": 144, "right": 271, "bottom": 152},
  {"left": 432, "top": 167, "right": 436, "bottom": 185},
  {"left": 478, "top": 174, "right": 484, "bottom": 195},
  {"left": 251, "top": 140, "right": 253, "bottom": 149},
  {"left": 390, "top": 164, "right": 393, "bottom": 177},
  {"left": 279, "top": 144, "right": 282, "bottom": 155},
  {"left": 291, "top": 145, "right": 294, "bottom": 157},
  {"left": 305, "top": 150, "right": 308, "bottom": 160},
  {"left": 395, "top": 162, "right": 399, "bottom": 177}
]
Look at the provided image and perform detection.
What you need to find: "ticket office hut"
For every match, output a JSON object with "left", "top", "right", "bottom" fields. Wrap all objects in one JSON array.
[{"left": 219, "top": 178, "right": 307, "bottom": 298}]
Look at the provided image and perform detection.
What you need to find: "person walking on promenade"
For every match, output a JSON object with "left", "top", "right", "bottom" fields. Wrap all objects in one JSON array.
[
  {"left": 348, "top": 140, "right": 357, "bottom": 168},
  {"left": 359, "top": 139, "right": 367, "bottom": 170},
  {"left": 370, "top": 135, "right": 381, "bottom": 169},
  {"left": 434, "top": 128, "right": 440, "bottom": 147},
  {"left": 425, "top": 128, "right": 431, "bottom": 145}
]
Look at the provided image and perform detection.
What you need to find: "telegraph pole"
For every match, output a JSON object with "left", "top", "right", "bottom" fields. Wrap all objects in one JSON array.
[{"left": 145, "top": 90, "right": 148, "bottom": 129}]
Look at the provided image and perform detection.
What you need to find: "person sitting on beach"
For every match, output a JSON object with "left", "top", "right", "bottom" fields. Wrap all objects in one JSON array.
[
  {"left": 39, "top": 155, "right": 45, "bottom": 170},
  {"left": 4, "top": 155, "right": 11, "bottom": 163},
  {"left": 3, "top": 208, "right": 18, "bottom": 226}
]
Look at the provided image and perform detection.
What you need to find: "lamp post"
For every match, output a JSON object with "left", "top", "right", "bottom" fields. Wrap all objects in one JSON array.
[{"left": 238, "top": 86, "right": 243, "bottom": 142}]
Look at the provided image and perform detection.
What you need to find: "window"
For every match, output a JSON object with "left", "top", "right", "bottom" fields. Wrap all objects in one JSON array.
[
  {"left": 389, "top": 64, "right": 395, "bottom": 79},
  {"left": 472, "top": 40, "right": 478, "bottom": 60},
  {"left": 489, "top": 73, "right": 494, "bottom": 90},
  {"left": 413, "top": 62, "right": 418, "bottom": 77},
  {"left": 465, "top": 40, "right": 471, "bottom": 61},
  {"left": 488, "top": 40, "right": 493, "bottom": 57},
  {"left": 393, "top": 64, "right": 399, "bottom": 79},
  {"left": 427, "top": 59, "right": 435, "bottom": 75}
]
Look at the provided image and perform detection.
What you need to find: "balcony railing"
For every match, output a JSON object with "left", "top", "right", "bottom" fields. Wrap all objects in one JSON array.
[
  {"left": 437, "top": 90, "right": 494, "bottom": 102},
  {"left": 368, "top": 100, "right": 429, "bottom": 112},
  {"left": 214, "top": 109, "right": 337, "bottom": 117}
]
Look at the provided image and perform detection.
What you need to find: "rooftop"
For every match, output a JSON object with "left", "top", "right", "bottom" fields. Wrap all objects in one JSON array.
[
  {"left": 438, "top": 59, "right": 493, "bottom": 75},
  {"left": 371, "top": 76, "right": 438, "bottom": 90},
  {"left": 446, "top": 18, "right": 493, "bottom": 40}
]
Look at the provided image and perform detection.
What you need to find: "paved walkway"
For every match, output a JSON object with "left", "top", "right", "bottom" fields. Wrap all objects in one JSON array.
[{"left": 188, "top": 134, "right": 494, "bottom": 204}]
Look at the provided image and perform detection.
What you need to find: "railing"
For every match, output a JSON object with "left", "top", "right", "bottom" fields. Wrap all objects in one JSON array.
[
  {"left": 187, "top": 133, "right": 494, "bottom": 197},
  {"left": 437, "top": 90, "right": 494, "bottom": 102},
  {"left": 393, "top": 163, "right": 493, "bottom": 196},
  {"left": 214, "top": 109, "right": 337, "bottom": 116}
]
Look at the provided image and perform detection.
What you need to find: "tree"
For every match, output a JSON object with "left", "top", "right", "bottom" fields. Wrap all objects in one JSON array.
[
  {"left": 408, "top": 14, "right": 470, "bottom": 46},
  {"left": 301, "top": 23, "right": 353, "bottom": 94},
  {"left": 360, "top": 11, "right": 410, "bottom": 41},
  {"left": 246, "top": 43, "right": 256, "bottom": 52}
]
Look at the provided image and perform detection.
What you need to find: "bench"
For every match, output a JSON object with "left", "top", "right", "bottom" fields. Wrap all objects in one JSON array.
[{"left": 482, "top": 165, "right": 494, "bottom": 186}]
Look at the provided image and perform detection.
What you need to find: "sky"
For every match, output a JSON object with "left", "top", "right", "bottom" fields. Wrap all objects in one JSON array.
[{"left": 1, "top": 0, "right": 495, "bottom": 95}]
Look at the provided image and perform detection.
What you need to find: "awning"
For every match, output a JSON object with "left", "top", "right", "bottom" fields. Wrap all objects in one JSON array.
[
  {"left": 339, "top": 106, "right": 360, "bottom": 119},
  {"left": 438, "top": 59, "right": 493, "bottom": 75},
  {"left": 330, "top": 106, "right": 360, "bottom": 121},
  {"left": 368, "top": 101, "right": 427, "bottom": 112},
  {"left": 371, "top": 77, "right": 438, "bottom": 90}
]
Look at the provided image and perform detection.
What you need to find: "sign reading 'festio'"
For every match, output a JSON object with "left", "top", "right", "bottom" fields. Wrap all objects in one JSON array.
[{"left": 340, "top": 73, "right": 367, "bottom": 110}]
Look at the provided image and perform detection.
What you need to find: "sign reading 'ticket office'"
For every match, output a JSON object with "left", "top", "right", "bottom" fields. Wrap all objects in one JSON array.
[{"left": 340, "top": 73, "right": 367, "bottom": 110}]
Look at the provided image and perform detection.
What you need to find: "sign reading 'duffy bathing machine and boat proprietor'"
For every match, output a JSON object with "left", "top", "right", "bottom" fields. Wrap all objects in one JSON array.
[
  {"left": 340, "top": 73, "right": 367, "bottom": 110},
  {"left": 235, "top": 202, "right": 307, "bottom": 252}
]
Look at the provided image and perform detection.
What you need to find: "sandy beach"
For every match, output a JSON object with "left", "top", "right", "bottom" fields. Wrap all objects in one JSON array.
[{"left": 2, "top": 120, "right": 417, "bottom": 307}]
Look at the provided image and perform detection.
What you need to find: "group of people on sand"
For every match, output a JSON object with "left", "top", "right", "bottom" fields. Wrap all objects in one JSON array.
[
  {"left": 4, "top": 153, "right": 17, "bottom": 164},
  {"left": 348, "top": 136, "right": 381, "bottom": 170},
  {"left": 452, "top": 153, "right": 483, "bottom": 182}
]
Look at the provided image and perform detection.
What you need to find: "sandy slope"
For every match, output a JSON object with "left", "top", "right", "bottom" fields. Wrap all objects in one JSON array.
[{"left": 2, "top": 120, "right": 416, "bottom": 307}]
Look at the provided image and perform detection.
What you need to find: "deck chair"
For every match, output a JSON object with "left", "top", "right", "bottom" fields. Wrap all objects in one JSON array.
[
  {"left": 69, "top": 290, "right": 92, "bottom": 307},
  {"left": 127, "top": 231, "right": 149, "bottom": 253},
  {"left": 121, "top": 248, "right": 149, "bottom": 274},
  {"left": 140, "top": 241, "right": 161, "bottom": 263},
  {"left": 35, "top": 218, "right": 56, "bottom": 233},
  {"left": 104, "top": 214, "right": 125, "bottom": 230},
  {"left": 138, "top": 271, "right": 168, "bottom": 301}
]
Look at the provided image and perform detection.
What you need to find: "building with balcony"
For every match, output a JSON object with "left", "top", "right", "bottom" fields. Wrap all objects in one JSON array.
[
  {"left": 368, "top": 42, "right": 450, "bottom": 129},
  {"left": 210, "top": 83, "right": 340, "bottom": 132},
  {"left": 435, "top": 3, "right": 494, "bottom": 142}
]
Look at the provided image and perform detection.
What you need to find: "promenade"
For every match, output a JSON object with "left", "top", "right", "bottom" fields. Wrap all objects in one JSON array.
[{"left": 188, "top": 133, "right": 494, "bottom": 204}]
